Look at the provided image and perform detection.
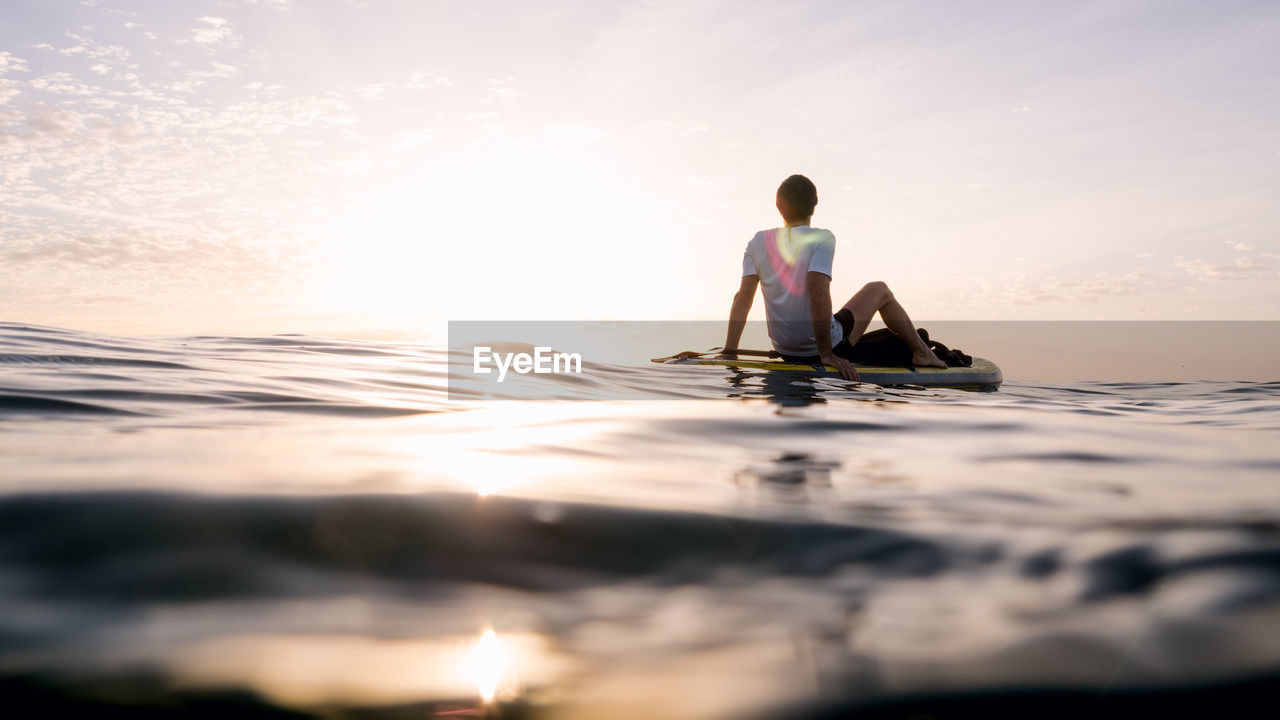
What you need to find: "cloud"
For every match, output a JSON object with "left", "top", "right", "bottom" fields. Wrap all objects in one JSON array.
[
  {"left": 28, "top": 72, "right": 100, "bottom": 96},
  {"left": 191, "top": 17, "right": 240, "bottom": 48},
  {"left": 186, "top": 61, "right": 241, "bottom": 81},
  {"left": 0, "top": 192, "right": 188, "bottom": 230},
  {"left": 0, "top": 219, "right": 318, "bottom": 326},
  {"left": 963, "top": 270, "right": 1154, "bottom": 306},
  {"left": 77, "top": 295, "right": 140, "bottom": 305},
  {"left": 404, "top": 71, "right": 453, "bottom": 90},
  {"left": 483, "top": 77, "right": 522, "bottom": 103},
  {"left": 0, "top": 38, "right": 364, "bottom": 239},
  {"left": 23, "top": 105, "right": 90, "bottom": 137},
  {"left": 352, "top": 83, "right": 390, "bottom": 101},
  {"left": 1175, "top": 254, "right": 1278, "bottom": 280},
  {"left": 78, "top": 36, "right": 131, "bottom": 63},
  {"left": 0, "top": 52, "right": 31, "bottom": 75}
]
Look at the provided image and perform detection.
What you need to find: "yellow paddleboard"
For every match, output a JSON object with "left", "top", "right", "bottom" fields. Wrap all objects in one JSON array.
[{"left": 652, "top": 352, "right": 1002, "bottom": 391}]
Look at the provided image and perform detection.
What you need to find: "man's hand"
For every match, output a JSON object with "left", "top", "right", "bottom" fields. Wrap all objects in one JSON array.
[
  {"left": 820, "top": 353, "right": 859, "bottom": 382},
  {"left": 807, "top": 272, "right": 856, "bottom": 380}
]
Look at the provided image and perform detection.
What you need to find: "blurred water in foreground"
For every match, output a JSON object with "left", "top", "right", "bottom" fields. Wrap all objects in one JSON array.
[{"left": 2, "top": 321, "right": 1279, "bottom": 719}]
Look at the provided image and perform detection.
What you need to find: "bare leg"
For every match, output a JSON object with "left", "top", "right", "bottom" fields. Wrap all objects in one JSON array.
[{"left": 842, "top": 281, "right": 946, "bottom": 368}]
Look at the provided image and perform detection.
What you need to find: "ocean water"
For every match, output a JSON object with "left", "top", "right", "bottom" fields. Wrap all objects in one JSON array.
[{"left": 2, "top": 321, "right": 1279, "bottom": 719}]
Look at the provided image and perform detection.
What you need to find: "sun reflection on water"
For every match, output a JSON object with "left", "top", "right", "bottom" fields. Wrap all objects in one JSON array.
[
  {"left": 407, "top": 402, "right": 615, "bottom": 498},
  {"left": 469, "top": 629, "right": 506, "bottom": 703},
  {"left": 164, "top": 627, "right": 567, "bottom": 712}
]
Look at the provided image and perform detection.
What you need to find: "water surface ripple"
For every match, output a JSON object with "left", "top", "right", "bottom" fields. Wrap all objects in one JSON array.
[{"left": 1, "top": 322, "right": 1278, "bottom": 719}]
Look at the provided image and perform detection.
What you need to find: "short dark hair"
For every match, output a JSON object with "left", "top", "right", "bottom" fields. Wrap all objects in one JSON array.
[{"left": 777, "top": 174, "right": 817, "bottom": 219}]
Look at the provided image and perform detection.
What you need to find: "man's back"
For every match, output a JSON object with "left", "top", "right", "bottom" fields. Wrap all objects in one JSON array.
[{"left": 742, "top": 225, "right": 841, "bottom": 356}]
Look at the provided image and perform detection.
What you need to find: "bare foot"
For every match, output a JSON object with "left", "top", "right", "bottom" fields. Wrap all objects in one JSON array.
[{"left": 911, "top": 349, "right": 948, "bottom": 369}]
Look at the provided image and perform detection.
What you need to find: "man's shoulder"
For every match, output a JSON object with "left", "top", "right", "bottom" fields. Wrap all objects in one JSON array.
[{"left": 744, "top": 228, "right": 772, "bottom": 249}]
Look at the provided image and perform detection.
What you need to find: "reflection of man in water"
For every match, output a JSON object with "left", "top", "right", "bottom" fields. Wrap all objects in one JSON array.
[
  {"left": 724, "top": 368, "right": 826, "bottom": 407},
  {"left": 723, "top": 174, "right": 945, "bottom": 382}
]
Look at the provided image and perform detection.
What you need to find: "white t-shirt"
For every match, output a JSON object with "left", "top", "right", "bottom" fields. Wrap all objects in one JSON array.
[{"left": 742, "top": 225, "right": 843, "bottom": 356}]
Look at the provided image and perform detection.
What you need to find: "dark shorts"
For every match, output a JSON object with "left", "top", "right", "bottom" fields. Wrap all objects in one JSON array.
[{"left": 779, "top": 308, "right": 857, "bottom": 364}]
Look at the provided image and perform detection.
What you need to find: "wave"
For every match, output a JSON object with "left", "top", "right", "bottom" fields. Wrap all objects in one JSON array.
[
  {"left": 3, "top": 321, "right": 1280, "bottom": 425},
  {"left": 3, "top": 322, "right": 1280, "bottom": 718},
  {"left": 0, "top": 322, "right": 449, "bottom": 419},
  {"left": 2, "top": 490, "right": 1279, "bottom": 718},
  {"left": 4, "top": 489, "right": 1278, "bottom": 626},
  {"left": 0, "top": 393, "right": 144, "bottom": 416}
]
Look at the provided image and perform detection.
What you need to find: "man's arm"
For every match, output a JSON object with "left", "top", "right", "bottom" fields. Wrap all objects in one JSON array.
[
  {"left": 807, "top": 271, "right": 858, "bottom": 381},
  {"left": 723, "top": 275, "right": 758, "bottom": 355}
]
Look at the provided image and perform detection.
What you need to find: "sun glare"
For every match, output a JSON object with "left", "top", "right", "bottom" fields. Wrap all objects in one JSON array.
[
  {"left": 401, "top": 402, "right": 606, "bottom": 497},
  {"left": 469, "top": 629, "right": 506, "bottom": 703},
  {"left": 319, "top": 148, "right": 649, "bottom": 322},
  {"left": 166, "top": 629, "right": 567, "bottom": 710}
]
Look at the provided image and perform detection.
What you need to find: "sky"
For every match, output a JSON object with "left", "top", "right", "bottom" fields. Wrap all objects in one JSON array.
[{"left": 1, "top": 0, "right": 1278, "bottom": 336}]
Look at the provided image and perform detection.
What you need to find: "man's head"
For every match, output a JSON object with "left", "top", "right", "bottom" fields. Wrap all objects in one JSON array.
[{"left": 776, "top": 174, "right": 817, "bottom": 224}]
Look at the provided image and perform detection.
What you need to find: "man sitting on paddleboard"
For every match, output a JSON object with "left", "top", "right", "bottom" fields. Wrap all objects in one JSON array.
[{"left": 723, "top": 174, "right": 946, "bottom": 382}]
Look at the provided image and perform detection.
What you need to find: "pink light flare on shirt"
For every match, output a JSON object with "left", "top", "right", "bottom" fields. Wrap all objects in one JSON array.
[{"left": 763, "top": 227, "right": 805, "bottom": 296}]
